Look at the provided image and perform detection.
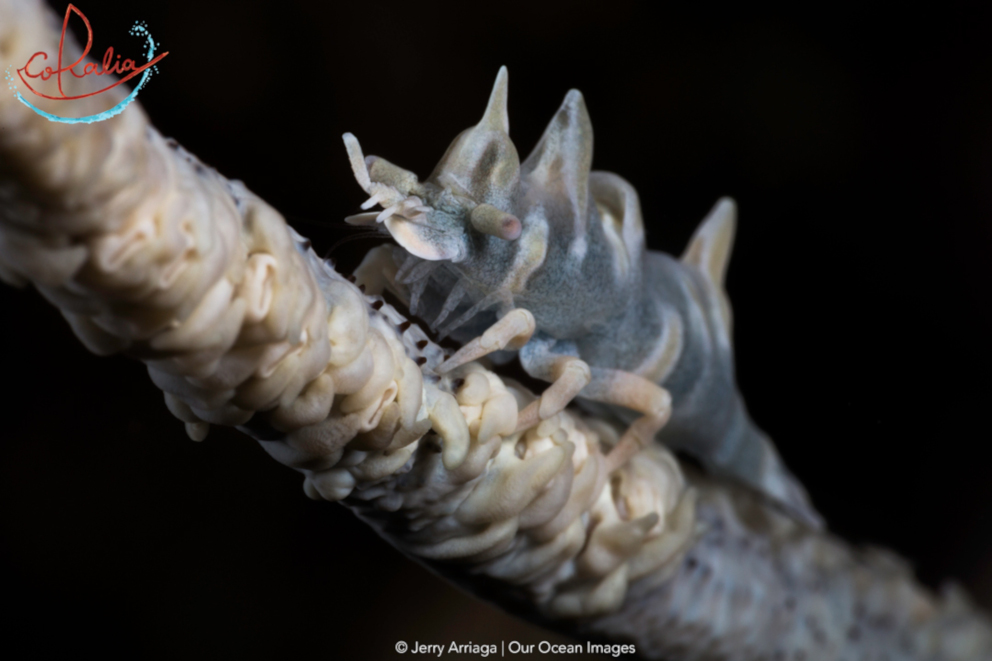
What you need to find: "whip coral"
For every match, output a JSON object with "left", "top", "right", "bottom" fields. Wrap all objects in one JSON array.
[{"left": 2, "top": 1, "right": 991, "bottom": 659}]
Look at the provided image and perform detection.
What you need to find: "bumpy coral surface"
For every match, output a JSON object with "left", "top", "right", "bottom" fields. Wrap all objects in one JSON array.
[{"left": 1, "top": 1, "right": 990, "bottom": 659}]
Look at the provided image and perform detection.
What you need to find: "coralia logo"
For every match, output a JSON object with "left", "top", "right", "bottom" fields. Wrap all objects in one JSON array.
[{"left": 4, "top": 3, "right": 168, "bottom": 124}]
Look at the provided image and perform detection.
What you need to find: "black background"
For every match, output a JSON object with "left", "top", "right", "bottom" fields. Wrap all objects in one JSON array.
[{"left": 2, "top": 1, "right": 991, "bottom": 659}]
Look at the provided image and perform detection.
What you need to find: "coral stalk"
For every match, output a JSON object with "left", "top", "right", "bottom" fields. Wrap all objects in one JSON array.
[{"left": 1, "top": 1, "right": 989, "bottom": 658}]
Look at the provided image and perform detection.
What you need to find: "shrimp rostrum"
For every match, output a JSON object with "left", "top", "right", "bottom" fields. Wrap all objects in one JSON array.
[{"left": 343, "top": 67, "right": 820, "bottom": 528}]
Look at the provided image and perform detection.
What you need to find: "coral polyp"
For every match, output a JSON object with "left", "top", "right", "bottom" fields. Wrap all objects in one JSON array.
[{"left": 1, "top": 1, "right": 990, "bottom": 658}]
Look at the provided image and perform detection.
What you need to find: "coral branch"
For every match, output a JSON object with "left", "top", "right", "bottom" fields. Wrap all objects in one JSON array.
[{"left": 1, "top": 1, "right": 990, "bottom": 658}]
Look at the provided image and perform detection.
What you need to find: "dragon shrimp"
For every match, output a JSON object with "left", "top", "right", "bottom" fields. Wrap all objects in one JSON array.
[{"left": 342, "top": 67, "right": 821, "bottom": 527}]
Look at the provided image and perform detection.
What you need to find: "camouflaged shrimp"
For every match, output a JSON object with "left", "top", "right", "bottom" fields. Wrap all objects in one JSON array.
[{"left": 343, "top": 67, "right": 821, "bottom": 528}]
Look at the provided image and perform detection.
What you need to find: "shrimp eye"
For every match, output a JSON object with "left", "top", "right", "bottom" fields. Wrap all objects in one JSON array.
[{"left": 469, "top": 203, "right": 521, "bottom": 241}]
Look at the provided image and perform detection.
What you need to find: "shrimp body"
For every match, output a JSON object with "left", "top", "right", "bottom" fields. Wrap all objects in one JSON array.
[{"left": 345, "top": 68, "right": 819, "bottom": 527}]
